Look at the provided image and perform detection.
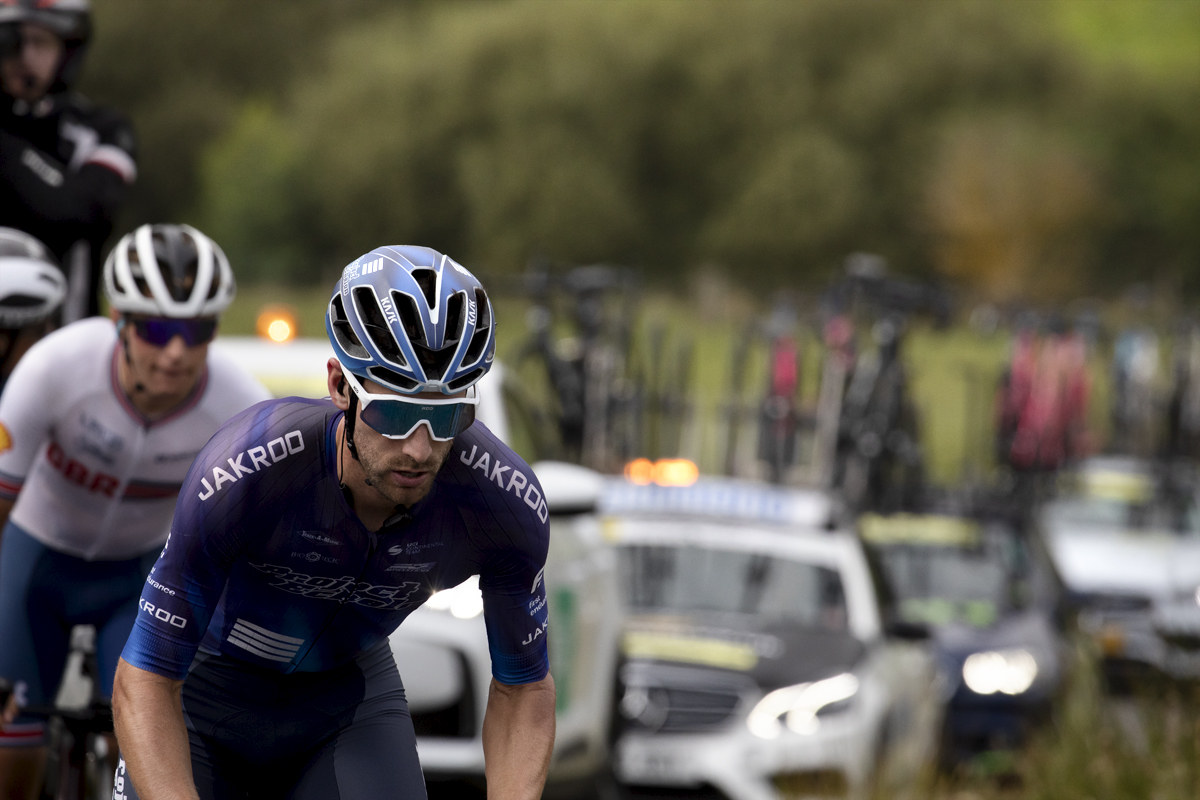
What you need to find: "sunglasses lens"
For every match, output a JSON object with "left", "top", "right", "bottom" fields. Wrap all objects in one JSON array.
[
  {"left": 359, "top": 398, "right": 472, "bottom": 441},
  {"left": 132, "top": 318, "right": 217, "bottom": 346}
]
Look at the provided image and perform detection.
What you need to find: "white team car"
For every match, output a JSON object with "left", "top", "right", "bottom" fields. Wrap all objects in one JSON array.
[
  {"left": 1040, "top": 457, "right": 1200, "bottom": 683},
  {"left": 596, "top": 474, "right": 942, "bottom": 800},
  {"left": 386, "top": 466, "right": 622, "bottom": 794}
]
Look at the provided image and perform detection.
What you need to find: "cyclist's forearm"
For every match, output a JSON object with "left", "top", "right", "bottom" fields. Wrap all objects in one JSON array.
[
  {"left": 482, "top": 674, "right": 555, "bottom": 800},
  {"left": 112, "top": 658, "right": 198, "bottom": 800}
]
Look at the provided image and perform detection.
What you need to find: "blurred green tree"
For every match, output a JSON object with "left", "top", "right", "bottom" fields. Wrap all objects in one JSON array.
[{"left": 76, "top": 0, "right": 1198, "bottom": 298}]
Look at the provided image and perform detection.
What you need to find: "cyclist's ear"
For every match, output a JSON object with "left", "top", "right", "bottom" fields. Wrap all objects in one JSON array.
[{"left": 326, "top": 358, "right": 351, "bottom": 409}]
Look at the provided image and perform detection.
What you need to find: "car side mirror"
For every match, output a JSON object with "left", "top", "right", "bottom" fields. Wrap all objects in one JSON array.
[{"left": 884, "top": 619, "right": 932, "bottom": 641}]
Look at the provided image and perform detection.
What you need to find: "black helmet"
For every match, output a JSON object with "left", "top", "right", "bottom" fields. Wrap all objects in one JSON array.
[{"left": 0, "top": 0, "right": 92, "bottom": 93}]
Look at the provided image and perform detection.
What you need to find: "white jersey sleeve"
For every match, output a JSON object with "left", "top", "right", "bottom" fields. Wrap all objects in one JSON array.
[{"left": 0, "top": 327, "right": 69, "bottom": 499}]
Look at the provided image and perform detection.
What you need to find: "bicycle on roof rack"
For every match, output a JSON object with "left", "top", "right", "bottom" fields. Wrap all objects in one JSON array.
[
  {"left": 821, "top": 254, "right": 950, "bottom": 514},
  {"left": 496, "top": 263, "right": 693, "bottom": 473},
  {"left": 716, "top": 295, "right": 820, "bottom": 485}
]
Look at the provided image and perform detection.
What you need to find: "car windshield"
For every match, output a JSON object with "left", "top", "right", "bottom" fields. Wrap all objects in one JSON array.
[
  {"left": 862, "top": 517, "right": 1026, "bottom": 628},
  {"left": 619, "top": 544, "right": 848, "bottom": 632},
  {"left": 1042, "top": 496, "right": 1200, "bottom": 536}
]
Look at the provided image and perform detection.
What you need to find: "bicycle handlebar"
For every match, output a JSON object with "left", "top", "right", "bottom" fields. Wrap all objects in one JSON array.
[{"left": 14, "top": 701, "right": 114, "bottom": 733}]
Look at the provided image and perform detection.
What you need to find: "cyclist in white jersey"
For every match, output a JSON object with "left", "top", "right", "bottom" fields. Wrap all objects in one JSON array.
[
  {"left": 0, "top": 223, "right": 270, "bottom": 798},
  {"left": 0, "top": 227, "right": 67, "bottom": 396}
]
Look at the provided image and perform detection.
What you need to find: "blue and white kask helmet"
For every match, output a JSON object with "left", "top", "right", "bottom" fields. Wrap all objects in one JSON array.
[{"left": 326, "top": 245, "right": 496, "bottom": 395}]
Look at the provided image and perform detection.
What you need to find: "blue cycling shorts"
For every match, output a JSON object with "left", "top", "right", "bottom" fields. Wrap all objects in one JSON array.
[
  {"left": 113, "top": 642, "right": 427, "bottom": 800},
  {"left": 0, "top": 521, "right": 157, "bottom": 747}
]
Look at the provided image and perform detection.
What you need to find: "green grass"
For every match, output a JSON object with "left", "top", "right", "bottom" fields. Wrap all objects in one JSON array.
[{"left": 928, "top": 643, "right": 1200, "bottom": 800}]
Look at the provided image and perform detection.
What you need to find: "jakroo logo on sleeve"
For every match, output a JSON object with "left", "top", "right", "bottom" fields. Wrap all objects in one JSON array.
[
  {"left": 458, "top": 444, "right": 548, "bottom": 523},
  {"left": 197, "top": 430, "right": 304, "bottom": 501}
]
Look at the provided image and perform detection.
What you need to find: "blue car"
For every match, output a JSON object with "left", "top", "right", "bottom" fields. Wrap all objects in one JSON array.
[{"left": 859, "top": 511, "right": 1070, "bottom": 767}]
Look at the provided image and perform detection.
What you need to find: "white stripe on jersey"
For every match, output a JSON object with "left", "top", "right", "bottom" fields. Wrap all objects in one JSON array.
[{"left": 228, "top": 619, "right": 303, "bottom": 662}]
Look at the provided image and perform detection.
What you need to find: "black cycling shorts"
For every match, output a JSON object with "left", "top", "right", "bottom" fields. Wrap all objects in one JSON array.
[{"left": 113, "top": 642, "right": 426, "bottom": 800}]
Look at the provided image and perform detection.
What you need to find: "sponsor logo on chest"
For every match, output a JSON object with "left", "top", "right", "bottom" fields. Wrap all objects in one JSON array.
[
  {"left": 249, "top": 562, "right": 424, "bottom": 611},
  {"left": 45, "top": 439, "right": 120, "bottom": 496}
]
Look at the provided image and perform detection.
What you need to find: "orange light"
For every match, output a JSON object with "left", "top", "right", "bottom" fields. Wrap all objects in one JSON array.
[
  {"left": 623, "top": 458, "right": 700, "bottom": 487},
  {"left": 256, "top": 304, "right": 299, "bottom": 344},
  {"left": 654, "top": 459, "right": 699, "bottom": 487},
  {"left": 625, "top": 458, "right": 655, "bottom": 485}
]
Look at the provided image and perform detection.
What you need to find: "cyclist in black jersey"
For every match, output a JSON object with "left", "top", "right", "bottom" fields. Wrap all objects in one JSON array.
[
  {"left": 112, "top": 247, "right": 556, "bottom": 800},
  {"left": 1, "top": 0, "right": 136, "bottom": 321}
]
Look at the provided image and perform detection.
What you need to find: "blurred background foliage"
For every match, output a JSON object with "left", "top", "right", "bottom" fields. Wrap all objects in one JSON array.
[{"left": 79, "top": 0, "right": 1199, "bottom": 300}]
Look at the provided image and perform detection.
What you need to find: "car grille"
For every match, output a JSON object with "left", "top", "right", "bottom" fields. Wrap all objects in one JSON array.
[
  {"left": 1074, "top": 591, "right": 1153, "bottom": 613},
  {"left": 619, "top": 662, "right": 753, "bottom": 734}
]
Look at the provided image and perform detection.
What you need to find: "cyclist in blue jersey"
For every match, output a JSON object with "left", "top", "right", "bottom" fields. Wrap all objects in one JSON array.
[{"left": 112, "top": 246, "right": 555, "bottom": 800}]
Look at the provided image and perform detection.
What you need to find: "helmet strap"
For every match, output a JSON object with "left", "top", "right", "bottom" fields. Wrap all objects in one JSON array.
[
  {"left": 116, "top": 319, "right": 146, "bottom": 393},
  {"left": 344, "top": 387, "right": 361, "bottom": 462},
  {"left": 0, "top": 330, "right": 18, "bottom": 374}
]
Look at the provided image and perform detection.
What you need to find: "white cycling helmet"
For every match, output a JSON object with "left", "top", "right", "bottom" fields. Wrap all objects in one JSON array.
[
  {"left": 104, "top": 224, "right": 235, "bottom": 317},
  {"left": 0, "top": 228, "right": 67, "bottom": 328}
]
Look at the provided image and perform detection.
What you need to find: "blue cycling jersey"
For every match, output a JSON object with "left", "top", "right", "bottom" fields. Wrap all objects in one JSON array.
[{"left": 120, "top": 397, "right": 551, "bottom": 685}]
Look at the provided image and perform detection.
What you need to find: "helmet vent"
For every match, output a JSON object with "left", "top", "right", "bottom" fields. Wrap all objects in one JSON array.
[
  {"left": 410, "top": 269, "right": 438, "bottom": 310},
  {"left": 329, "top": 295, "right": 370, "bottom": 360},
  {"left": 367, "top": 365, "right": 419, "bottom": 393},
  {"left": 391, "top": 291, "right": 426, "bottom": 346},
  {"left": 0, "top": 295, "right": 43, "bottom": 308},
  {"left": 444, "top": 292, "right": 465, "bottom": 344},
  {"left": 152, "top": 228, "right": 200, "bottom": 302},
  {"left": 413, "top": 343, "right": 455, "bottom": 383},
  {"left": 448, "top": 367, "right": 485, "bottom": 392},
  {"left": 353, "top": 287, "right": 407, "bottom": 367},
  {"left": 463, "top": 288, "right": 492, "bottom": 364}
]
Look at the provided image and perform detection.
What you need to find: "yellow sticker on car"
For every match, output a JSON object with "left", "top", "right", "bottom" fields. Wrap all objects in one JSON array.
[
  {"left": 859, "top": 513, "right": 981, "bottom": 547},
  {"left": 622, "top": 631, "right": 758, "bottom": 671},
  {"left": 0, "top": 422, "right": 11, "bottom": 454},
  {"left": 1079, "top": 470, "right": 1152, "bottom": 504}
]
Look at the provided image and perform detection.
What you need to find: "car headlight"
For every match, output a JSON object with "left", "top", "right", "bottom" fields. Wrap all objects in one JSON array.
[
  {"left": 424, "top": 575, "right": 484, "bottom": 619},
  {"left": 961, "top": 649, "right": 1038, "bottom": 695},
  {"left": 747, "top": 673, "right": 859, "bottom": 739}
]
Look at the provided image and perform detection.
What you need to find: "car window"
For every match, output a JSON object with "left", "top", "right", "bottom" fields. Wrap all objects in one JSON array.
[
  {"left": 867, "top": 523, "right": 1028, "bottom": 628},
  {"left": 619, "top": 544, "right": 848, "bottom": 631},
  {"left": 1044, "top": 496, "right": 1200, "bottom": 536}
]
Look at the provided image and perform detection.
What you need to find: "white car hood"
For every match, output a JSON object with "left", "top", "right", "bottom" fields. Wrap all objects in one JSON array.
[{"left": 1048, "top": 526, "right": 1200, "bottom": 598}]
